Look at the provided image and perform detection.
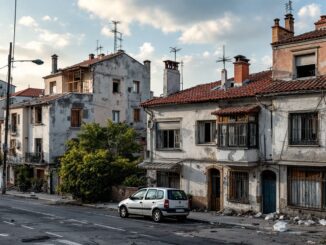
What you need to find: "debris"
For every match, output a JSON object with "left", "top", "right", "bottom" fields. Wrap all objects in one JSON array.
[
  {"left": 254, "top": 212, "right": 262, "bottom": 218},
  {"left": 222, "top": 208, "right": 235, "bottom": 216},
  {"left": 293, "top": 216, "right": 300, "bottom": 221},
  {"left": 306, "top": 241, "right": 316, "bottom": 244},
  {"left": 298, "top": 220, "right": 305, "bottom": 225},
  {"left": 319, "top": 219, "right": 326, "bottom": 226},
  {"left": 304, "top": 220, "right": 315, "bottom": 226},
  {"left": 273, "top": 221, "right": 288, "bottom": 232},
  {"left": 265, "top": 213, "right": 275, "bottom": 221},
  {"left": 279, "top": 215, "right": 285, "bottom": 220}
]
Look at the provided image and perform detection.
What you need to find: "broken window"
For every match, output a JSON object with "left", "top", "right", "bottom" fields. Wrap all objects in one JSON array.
[
  {"left": 11, "top": 113, "right": 17, "bottom": 134},
  {"left": 113, "top": 79, "right": 120, "bottom": 93},
  {"left": 217, "top": 115, "right": 257, "bottom": 148},
  {"left": 289, "top": 112, "right": 318, "bottom": 145},
  {"left": 71, "top": 108, "right": 82, "bottom": 127},
  {"left": 133, "top": 108, "right": 141, "bottom": 122},
  {"left": 228, "top": 171, "right": 249, "bottom": 204},
  {"left": 49, "top": 81, "right": 57, "bottom": 94},
  {"left": 288, "top": 168, "right": 326, "bottom": 209},
  {"left": 295, "top": 53, "right": 316, "bottom": 78},
  {"left": 197, "top": 120, "right": 216, "bottom": 144},
  {"left": 156, "top": 121, "right": 180, "bottom": 150},
  {"left": 34, "top": 107, "right": 42, "bottom": 124},
  {"left": 112, "top": 110, "right": 120, "bottom": 123},
  {"left": 133, "top": 81, "right": 140, "bottom": 93}
]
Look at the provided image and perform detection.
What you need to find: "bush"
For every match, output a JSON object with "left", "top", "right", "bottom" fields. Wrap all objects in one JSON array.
[
  {"left": 31, "top": 178, "right": 46, "bottom": 193},
  {"left": 16, "top": 165, "right": 33, "bottom": 192},
  {"left": 122, "top": 175, "right": 147, "bottom": 187}
]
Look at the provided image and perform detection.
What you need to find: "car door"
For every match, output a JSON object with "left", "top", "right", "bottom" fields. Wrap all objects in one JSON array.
[
  {"left": 142, "top": 189, "right": 158, "bottom": 216},
  {"left": 127, "top": 189, "right": 147, "bottom": 215}
]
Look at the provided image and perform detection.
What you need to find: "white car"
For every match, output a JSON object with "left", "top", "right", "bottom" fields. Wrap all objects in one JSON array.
[{"left": 118, "top": 187, "right": 190, "bottom": 222}]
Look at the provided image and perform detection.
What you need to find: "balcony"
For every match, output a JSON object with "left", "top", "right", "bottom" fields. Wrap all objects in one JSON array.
[{"left": 25, "top": 152, "right": 44, "bottom": 164}]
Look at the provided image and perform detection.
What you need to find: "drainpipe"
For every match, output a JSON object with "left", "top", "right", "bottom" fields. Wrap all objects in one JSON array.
[{"left": 144, "top": 107, "right": 154, "bottom": 163}]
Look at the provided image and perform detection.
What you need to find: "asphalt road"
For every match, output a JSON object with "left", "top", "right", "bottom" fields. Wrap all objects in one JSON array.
[{"left": 0, "top": 195, "right": 325, "bottom": 245}]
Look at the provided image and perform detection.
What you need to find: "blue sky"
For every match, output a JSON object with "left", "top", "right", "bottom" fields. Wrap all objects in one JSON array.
[{"left": 0, "top": 0, "right": 325, "bottom": 95}]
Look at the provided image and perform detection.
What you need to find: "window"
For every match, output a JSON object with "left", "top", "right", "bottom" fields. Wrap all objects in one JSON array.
[
  {"left": 145, "top": 189, "right": 157, "bottom": 200},
  {"left": 35, "top": 138, "right": 42, "bottom": 153},
  {"left": 35, "top": 107, "right": 42, "bottom": 124},
  {"left": 218, "top": 115, "right": 257, "bottom": 148},
  {"left": 156, "top": 121, "right": 180, "bottom": 150},
  {"left": 295, "top": 53, "right": 316, "bottom": 78},
  {"left": 156, "top": 190, "right": 164, "bottom": 199},
  {"left": 288, "top": 168, "right": 326, "bottom": 210},
  {"left": 228, "top": 171, "right": 249, "bottom": 203},
  {"left": 167, "top": 190, "right": 187, "bottom": 200},
  {"left": 133, "top": 108, "right": 141, "bottom": 122},
  {"left": 131, "top": 189, "right": 147, "bottom": 200},
  {"left": 11, "top": 113, "right": 17, "bottom": 134},
  {"left": 157, "top": 172, "right": 180, "bottom": 188},
  {"left": 289, "top": 112, "right": 318, "bottom": 145},
  {"left": 9, "top": 139, "right": 16, "bottom": 155},
  {"left": 133, "top": 81, "right": 140, "bottom": 93},
  {"left": 112, "top": 110, "right": 120, "bottom": 123},
  {"left": 49, "top": 81, "right": 56, "bottom": 94},
  {"left": 71, "top": 108, "right": 82, "bottom": 127},
  {"left": 67, "top": 70, "right": 81, "bottom": 92},
  {"left": 113, "top": 79, "right": 120, "bottom": 93},
  {"left": 197, "top": 120, "right": 216, "bottom": 144}
]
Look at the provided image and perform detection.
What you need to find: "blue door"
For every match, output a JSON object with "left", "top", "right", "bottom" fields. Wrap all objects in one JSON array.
[{"left": 262, "top": 170, "right": 276, "bottom": 214}]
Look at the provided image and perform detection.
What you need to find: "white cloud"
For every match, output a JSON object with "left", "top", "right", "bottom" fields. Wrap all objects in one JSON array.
[
  {"left": 42, "top": 15, "right": 58, "bottom": 22},
  {"left": 297, "top": 4, "right": 321, "bottom": 31},
  {"left": 203, "top": 51, "right": 210, "bottom": 58},
  {"left": 261, "top": 55, "right": 272, "bottom": 69},
  {"left": 101, "top": 26, "right": 113, "bottom": 38},
  {"left": 134, "top": 42, "right": 155, "bottom": 61},
  {"left": 38, "top": 29, "right": 72, "bottom": 48},
  {"left": 18, "top": 16, "right": 38, "bottom": 27}
]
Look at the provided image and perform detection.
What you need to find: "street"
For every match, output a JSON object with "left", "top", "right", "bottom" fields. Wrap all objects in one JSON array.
[{"left": 0, "top": 195, "right": 325, "bottom": 245}]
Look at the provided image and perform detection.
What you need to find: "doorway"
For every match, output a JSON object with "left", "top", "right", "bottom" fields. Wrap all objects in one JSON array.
[
  {"left": 209, "top": 169, "right": 221, "bottom": 211},
  {"left": 262, "top": 170, "right": 276, "bottom": 214}
]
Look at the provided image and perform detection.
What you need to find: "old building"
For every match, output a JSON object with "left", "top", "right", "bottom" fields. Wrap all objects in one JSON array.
[
  {"left": 4, "top": 51, "right": 151, "bottom": 192},
  {"left": 141, "top": 14, "right": 326, "bottom": 215}
]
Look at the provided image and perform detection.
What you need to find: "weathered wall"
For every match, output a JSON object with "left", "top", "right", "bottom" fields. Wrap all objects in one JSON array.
[
  {"left": 44, "top": 74, "right": 63, "bottom": 95},
  {"left": 111, "top": 186, "right": 138, "bottom": 202}
]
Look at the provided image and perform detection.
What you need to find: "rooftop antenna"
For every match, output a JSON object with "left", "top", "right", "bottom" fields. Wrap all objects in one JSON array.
[
  {"left": 285, "top": 0, "right": 293, "bottom": 14},
  {"left": 216, "top": 45, "right": 231, "bottom": 70},
  {"left": 95, "top": 40, "right": 103, "bottom": 55},
  {"left": 112, "top": 20, "right": 121, "bottom": 53},
  {"left": 180, "top": 60, "right": 184, "bottom": 90},
  {"left": 118, "top": 32, "right": 123, "bottom": 50},
  {"left": 169, "top": 47, "right": 181, "bottom": 62}
]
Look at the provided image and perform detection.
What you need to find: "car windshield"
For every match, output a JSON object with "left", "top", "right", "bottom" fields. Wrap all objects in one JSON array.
[{"left": 167, "top": 190, "right": 187, "bottom": 200}]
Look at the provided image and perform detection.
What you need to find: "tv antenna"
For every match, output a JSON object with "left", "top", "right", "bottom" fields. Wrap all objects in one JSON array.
[
  {"left": 112, "top": 20, "right": 121, "bottom": 53},
  {"left": 95, "top": 40, "right": 103, "bottom": 55},
  {"left": 285, "top": 0, "right": 293, "bottom": 14},
  {"left": 216, "top": 45, "right": 231, "bottom": 70},
  {"left": 170, "top": 47, "right": 181, "bottom": 61},
  {"left": 118, "top": 32, "right": 123, "bottom": 50},
  {"left": 180, "top": 60, "right": 184, "bottom": 90}
]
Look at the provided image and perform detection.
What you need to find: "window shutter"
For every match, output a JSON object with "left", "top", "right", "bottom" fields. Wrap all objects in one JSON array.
[{"left": 295, "top": 54, "right": 315, "bottom": 66}]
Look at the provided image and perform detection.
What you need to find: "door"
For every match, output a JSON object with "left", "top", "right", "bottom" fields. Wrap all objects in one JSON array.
[
  {"left": 127, "top": 189, "right": 147, "bottom": 215},
  {"left": 210, "top": 169, "right": 221, "bottom": 211},
  {"left": 262, "top": 170, "right": 276, "bottom": 214},
  {"left": 142, "top": 189, "right": 158, "bottom": 216}
]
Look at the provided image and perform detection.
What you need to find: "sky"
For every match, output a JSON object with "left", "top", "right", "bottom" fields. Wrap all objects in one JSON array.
[{"left": 0, "top": 0, "right": 325, "bottom": 95}]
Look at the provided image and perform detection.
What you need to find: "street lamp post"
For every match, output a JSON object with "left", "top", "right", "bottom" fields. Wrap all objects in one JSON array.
[{"left": 1, "top": 42, "right": 43, "bottom": 194}]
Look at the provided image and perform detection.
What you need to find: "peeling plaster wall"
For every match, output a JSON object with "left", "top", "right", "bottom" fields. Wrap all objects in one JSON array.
[{"left": 44, "top": 74, "right": 63, "bottom": 95}]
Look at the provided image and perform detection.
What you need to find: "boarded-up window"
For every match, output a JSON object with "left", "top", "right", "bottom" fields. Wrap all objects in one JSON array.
[
  {"left": 133, "top": 108, "right": 140, "bottom": 122},
  {"left": 228, "top": 171, "right": 249, "bottom": 204},
  {"left": 71, "top": 108, "right": 82, "bottom": 127}
]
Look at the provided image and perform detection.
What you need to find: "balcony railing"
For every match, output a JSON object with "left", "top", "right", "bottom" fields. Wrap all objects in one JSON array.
[{"left": 25, "top": 152, "right": 44, "bottom": 163}]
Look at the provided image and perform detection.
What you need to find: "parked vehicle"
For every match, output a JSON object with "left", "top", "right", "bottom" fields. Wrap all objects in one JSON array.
[{"left": 118, "top": 187, "right": 190, "bottom": 222}]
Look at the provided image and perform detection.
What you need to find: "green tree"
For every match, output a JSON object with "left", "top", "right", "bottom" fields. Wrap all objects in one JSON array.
[{"left": 59, "top": 121, "right": 144, "bottom": 202}]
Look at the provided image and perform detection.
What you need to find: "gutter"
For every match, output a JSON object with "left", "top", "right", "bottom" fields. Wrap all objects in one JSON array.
[{"left": 144, "top": 107, "right": 154, "bottom": 164}]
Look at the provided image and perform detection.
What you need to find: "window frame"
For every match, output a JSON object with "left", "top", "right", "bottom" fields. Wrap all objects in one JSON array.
[
  {"left": 133, "top": 108, "right": 141, "bottom": 122},
  {"left": 133, "top": 81, "right": 140, "bottom": 93},
  {"left": 293, "top": 51, "right": 317, "bottom": 79},
  {"left": 288, "top": 112, "right": 319, "bottom": 146},
  {"left": 34, "top": 107, "right": 42, "bottom": 124},
  {"left": 11, "top": 113, "right": 17, "bottom": 134},
  {"left": 49, "top": 81, "right": 57, "bottom": 94},
  {"left": 71, "top": 108, "right": 82, "bottom": 128},
  {"left": 112, "top": 110, "right": 120, "bottom": 123},
  {"left": 112, "top": 79, "right": 120, "bottom": 93},
  {"left": 196, "top": 120, "right": 217, "bottom": 145},
  {"left": 228, "top": 170, "right": 249, "bottom": 204}
]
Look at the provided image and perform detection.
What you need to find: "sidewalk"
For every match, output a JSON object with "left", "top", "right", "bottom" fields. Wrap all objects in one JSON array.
[{"left": 6, "top": 191, "right": 326, "bottom": 234}]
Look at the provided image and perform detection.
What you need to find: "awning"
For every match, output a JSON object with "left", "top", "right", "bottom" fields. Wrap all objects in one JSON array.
[
  {"left": 139, "top": 159, "right": 182, "bottom": 172},
  {"left": 211, "top": 105, "right": 261, "bottom": 116}
]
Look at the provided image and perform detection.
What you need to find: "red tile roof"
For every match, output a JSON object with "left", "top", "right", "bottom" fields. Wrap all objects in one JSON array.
[
  {"left": 259, "top": 75, "right": 326, "bottom": 95},
  {"left": 272, "top": 29, "right": 326, "bottom": 46},
  {"left": 11, "top": 88, "right": 44, "bottom": 97},
  {"left": 142, "top": 71, "right": 272, "bottom": 107},
  {"left": 211, "top": 105, "right": 261, "bottom": 116}
]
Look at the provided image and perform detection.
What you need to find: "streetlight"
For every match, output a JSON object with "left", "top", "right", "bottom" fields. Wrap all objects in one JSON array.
[{"left": 1, "top": 42, "right": 43, "bottom": 194}]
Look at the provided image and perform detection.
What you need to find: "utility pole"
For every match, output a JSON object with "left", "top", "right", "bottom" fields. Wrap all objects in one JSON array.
[{"left": 2, "top": 42, "right": 12, "bottom": 195}]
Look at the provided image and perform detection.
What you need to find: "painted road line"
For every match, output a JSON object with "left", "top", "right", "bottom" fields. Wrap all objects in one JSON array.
[
  {"left": 94, "top": 223, "right": 125, "bottom": 231},
  {"left": 3, "top": 221, "right": 14, "bottom": 225},
  {"left": 21, "top": 225, "right": 34, "bottom": 230},
  {"left": 56, "top": 239, "right": 83, "bottom": 245},
  {"left": 67, "top": 219, "right": 88, "bottom": 224},
  {"left": 11, "top": 207, "right": 61, "bottom": 218},
  {"left": 45, "top": 232, "right": 63, "bottom": 238},
  {"left": 139, "top": 233, "right": 155, "bottom": 238},
  {"left": 0, "top": 234, "right": 9, "bottom": 237}
]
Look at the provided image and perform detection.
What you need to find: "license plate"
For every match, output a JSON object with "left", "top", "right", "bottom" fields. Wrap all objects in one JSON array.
[{"left": 176, "top": 209, "right": 184, "bottom": 212}]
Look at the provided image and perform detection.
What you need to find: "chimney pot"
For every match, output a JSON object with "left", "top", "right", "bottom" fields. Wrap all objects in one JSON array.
[
  {"left": 89, "top": 53, "right": 95, "bottom": 60},
  {"left": 274, "top": 18, "right": 280, "bottom": 26},
  {"left": 233, "top": 55, "right": 250, "bottom": 85},
  {"left": 51, "top": 54, "right": 58, "bottom": 74},
  {"left": 315, "top": 15, "right": 326, "bottom": 30},
  {"left": 284, "top": 13, "right": 295, "bottom": 33}
]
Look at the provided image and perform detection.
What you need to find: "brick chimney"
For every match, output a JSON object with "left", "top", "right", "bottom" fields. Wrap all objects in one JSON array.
[
  {"left": 89, "top": 53, "right": 95, "bottom": 60},
  {"left": 272, "top": 16, "right": 294, "bottom": 43},
  {"left": 51, "top": 54, "right": 58, "bottom": 74},
  {"left": 315, "top": 15, "right": 326, "bottom": 30},
  {"left": 233, "top": 55, "right": 250, "bottom": 85},
  {"left": 163, "top": 60, "right": 180, "bottom": 96},
  {"left": 284, "top": 13, "right": 295, "bottom": 33}
]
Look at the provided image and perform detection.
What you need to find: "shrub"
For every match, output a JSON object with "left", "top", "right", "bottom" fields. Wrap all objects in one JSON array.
[{"left": 122, "top": 175, "right": 147, "bottom": 187}]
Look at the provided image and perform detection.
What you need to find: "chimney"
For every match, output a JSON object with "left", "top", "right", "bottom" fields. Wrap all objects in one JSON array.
[
  {"left": 89, "top": 53, "right": 95, "bottom": 60},
  {"left": 97, "top": 53, "right": 105, "bottom": 59},
  {"left": 315, "top": 15, "right": 326, "bottom": 30},
  {"left": 284, "top": 13, "right": 295, "bottom": 33},
  {"left": 51, "top": 54, "right": 58, "bottom": 74},
  {"left": 163, "top": 60, "right": 180, "bottom": 96},
  {"left": 233, "top": 55, "right": 250, "bottom": 85},
  {"left": 221, "top": 69, "right": 227, "bottom": 88}
]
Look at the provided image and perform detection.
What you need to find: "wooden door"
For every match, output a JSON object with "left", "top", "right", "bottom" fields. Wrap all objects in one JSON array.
[{"left": 210, "top": 169, "right": 221, "bottom": 211}]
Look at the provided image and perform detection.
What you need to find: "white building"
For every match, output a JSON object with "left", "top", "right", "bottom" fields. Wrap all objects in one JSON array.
[{"left": 141, "top": 14, "right": 326, "bottom": 216}]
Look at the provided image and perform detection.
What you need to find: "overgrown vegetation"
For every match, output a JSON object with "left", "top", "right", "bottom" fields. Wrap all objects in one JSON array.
[
  {"left": 59, "top": 121, "right": 145, "bottom": 202},
  {"left": 15, "top": 165, "right": 33, "bottom": 192}
]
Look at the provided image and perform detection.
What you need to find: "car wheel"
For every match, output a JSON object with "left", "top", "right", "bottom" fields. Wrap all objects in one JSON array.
[
  {"left": 152, "top": 209, "right": 163, "bottom": 222},
  {"left": 119, "top": 206, "right": 129, "bottom": 218},
  {"left": 177, "top": 216, "right": 187, "bottom": 222}
]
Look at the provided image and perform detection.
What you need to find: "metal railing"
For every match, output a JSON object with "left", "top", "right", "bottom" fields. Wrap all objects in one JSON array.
[{"left": 25, "top": 152, "right": 44, "bottom": 163}]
